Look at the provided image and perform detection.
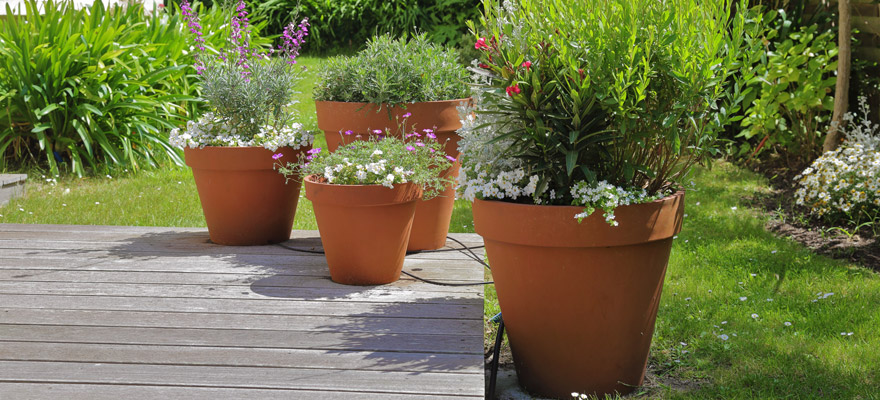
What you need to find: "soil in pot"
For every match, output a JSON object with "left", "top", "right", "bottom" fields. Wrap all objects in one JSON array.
[
  {"left": 473, "top": 192, "right": 685, "bottom": 398},
  {"left": 304, "top": 175, "right": 422, "bottom": 285}
]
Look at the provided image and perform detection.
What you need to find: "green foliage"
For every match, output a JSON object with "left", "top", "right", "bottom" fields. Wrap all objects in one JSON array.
[
  {"left": 254, "top": 0, "right": 481, "bottom": 53},
  {"left": 736, "top": 10, "right": 838, "bottom": 166},
  {"left": 0, "top": 1, "right": 218, "bottom": 175},
  {"left": 313, "top": 34, "right": 470, "bottom": 104},
  {"left": 470, "top": 0, "right": 752, "bottom": 197}
]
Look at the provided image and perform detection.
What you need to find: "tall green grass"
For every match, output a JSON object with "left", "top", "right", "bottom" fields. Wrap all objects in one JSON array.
[{"left": 0, "top": 0, "right": 269, "bottom": 176}]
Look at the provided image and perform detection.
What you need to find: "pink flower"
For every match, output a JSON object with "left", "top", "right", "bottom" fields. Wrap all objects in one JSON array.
[
  {"left": 445, "top": 155, "right": 457, "bottom": 162},
  {"left": 402, "top": 112, "right": 412, "bottom": 118},
  {"left": 475, "top": 37, "right": 489, "bottom": 50},
  {"left": 522, "top": 60, "right": 532, "bottom": 70},
  {"left": 344, "top": 130, "right": 353, "bottom": 135},
  {"left": 372, "top": 129, "right": 383, "bottom": 135},
  {"left": 416, "top": 142, "right": 425, "bottom": 147},
  {"left": 272, "top": 153, "right": 283, "bottom": 160},
  {"left": 426, "top": 132, "right": 437, "bottom": 140},
  {"left": 506, "top": 84, "right": 521, "bottom": 97},
  {"left": 307, "top": 147, "right": 322, "bottom": 155},
  {"left": 406, "top": 146, "right": 416, "bottom": 152}
]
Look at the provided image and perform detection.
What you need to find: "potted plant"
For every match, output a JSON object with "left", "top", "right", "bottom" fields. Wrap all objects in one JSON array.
[
  {"left": 170, "top": 0, "right": 313, "bottom": 245},
  {"left": 460, "top": 0, "right": 750, "bottom": 397},
  {"left": 313, "top": 33, "right": 470, "bottom": 251},
  {"left": 276, "top": 133, "right": 454, "bottom": 285}
]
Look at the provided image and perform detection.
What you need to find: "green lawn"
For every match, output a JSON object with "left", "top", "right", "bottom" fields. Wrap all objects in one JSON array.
[{"left": 1, "top": 55, "right": 878, "bottom": 398}]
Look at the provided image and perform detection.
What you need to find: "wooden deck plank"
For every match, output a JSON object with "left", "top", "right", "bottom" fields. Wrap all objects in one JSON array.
[
  {"left": 0, "top": 281, "right": 483, "bottom": 304},
  {"left": 0, "top": 225, "right": 486, "bottom": 398},
  {"left": 0, "top": 383, "right": 480, "bottom": 400},
  {"left": 0, "top": 324, "right": 482, "bottom": 354},
  {"left": 0, "top": 342, "right": 483, "bottom": 373},
  {"left": 0, "top": 308, "right": 481, "bottom": 336},
  {"left": 0, "top": 266, "right": 484, "bottom": 285},
  {"left": 0, "top": 294, "right": 482, "bottom": 319},
  {"left": 0, "top": 361, "right": 484, "bottom": 396}
]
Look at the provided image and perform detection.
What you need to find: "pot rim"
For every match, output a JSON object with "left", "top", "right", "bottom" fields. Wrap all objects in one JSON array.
[
  {"left": 472, "top": 190, "right": 685, "bottom": 248},
  {"left": 314, "top": 98, "right": 472, "bottom": 107}
]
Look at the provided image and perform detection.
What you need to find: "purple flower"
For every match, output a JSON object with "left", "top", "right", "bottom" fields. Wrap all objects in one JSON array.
[
  {"left": 180, "top": 0, "right": 206, "bottom": 74},
  {"left": 406, "top": 146, "right": 416, "bottom": 152},
  {"left": 402, "top": 112, "right": 412, "bottom": 118},
  {"left": 272, "top": 153, "right": 283, "bottom": 160},
  {"left": 344, "top": 130, "right": 353, "bottom": 135},
  {"left": 426, "top": 132, "right": 437, "bottom": 140},
  {"left": 372, "top": 129, "right": 383, "bottom": 135},
  {"left": 429, "top": 148, "right": 435, "bottom": 153},
  {"left": 445, "top": 155, "right": 457, "bottom": 162},
  {"left": 416, "top": 142, "right": 425, "bottom": 147},
  {"left": 280, "top": 18, "right": 310, "bottom": 64},
  {"left": 422, "top": 128, "right": 434, "bottom": 134},
  {"left": 307, "top": 147, "right": 322, "bottom": 155}
]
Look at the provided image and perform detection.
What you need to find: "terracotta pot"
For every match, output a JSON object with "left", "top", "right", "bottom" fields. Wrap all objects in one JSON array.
[
  {"left": 304, "top": 175, "right": 422, "bottom": 285},
  {"left": 315, "top": 99, "right": 468, "bottom": 251},
  {"left": 473, "top": 192, "right": 685, "bottom": 398},
  {"left": 184, "top": 146, "right": 307, "bottom": 246}
]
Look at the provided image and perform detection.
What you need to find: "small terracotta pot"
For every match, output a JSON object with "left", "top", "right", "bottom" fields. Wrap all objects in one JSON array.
[
  {"left": 473, "top": 192, "right": 685, "bottom": 398},
  {"left": 304, "top": 175, "right": 422, "bottom": 285},
  {"left": 184, "top": 146, "right": 307, "bottom": 246},
  {"left": 315, "top": 99, "right": 468, "bottom": 251}
]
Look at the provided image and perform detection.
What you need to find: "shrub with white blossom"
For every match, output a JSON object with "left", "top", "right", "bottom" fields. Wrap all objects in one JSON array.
[
  {"left": 794, "top": 97, "right": 880, "bottom": 228},
  {"left": 170, "top": 112, "right": 313, "bottom": 150}
]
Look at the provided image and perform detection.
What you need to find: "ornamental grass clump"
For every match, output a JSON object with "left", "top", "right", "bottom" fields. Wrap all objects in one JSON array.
[
  {"left": 794, "top": 97, "right": 880, "bottom": 230},
  {"left": 458, "top": 0, "right": 751, "bottom": 223},
  {"left": 169, "top": 0, "right": 313, "bottom": 150},
  {"left": 313, "top": 33, "right": 470, "bottom": 105},
  {"left": 277, "top": 127, "right": 454, "bottom": 199}
]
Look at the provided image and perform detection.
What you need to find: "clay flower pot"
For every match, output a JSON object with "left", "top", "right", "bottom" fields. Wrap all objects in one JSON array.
[
  {"left": 473, "top": 191, "right": 685, "bottom": 398},
  {"left": 304, "top": 175, "right": 423, "bottom": 285},
  {"left": 315, "top": 99, "right": 468, "bottom": 251},
  {"left": 185, "top": 146, "right": 307, "bottom": 246}
]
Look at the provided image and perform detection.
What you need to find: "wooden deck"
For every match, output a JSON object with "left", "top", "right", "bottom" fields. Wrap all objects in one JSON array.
[{"left": 0, "top": 224, "right": 486, "bottom": 399}]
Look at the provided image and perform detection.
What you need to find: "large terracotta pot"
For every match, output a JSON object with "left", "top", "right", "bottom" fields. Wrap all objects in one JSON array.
[
  {"left": 184, "top": 146, "right": 307, "bottom": 246},
  {"left": 304, "top": 175, "right": 422, "bottom": 285},
  {"left": 473, "top": 192, "right": 685, "bottom": 398},
  {"left": 315, "top": 99, "right": 468, "bottom": 251}
]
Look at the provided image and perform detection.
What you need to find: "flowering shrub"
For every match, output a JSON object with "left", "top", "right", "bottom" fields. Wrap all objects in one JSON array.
[
  {"left": 457, "top": 0, "right": 751, "bottom": 223},
  {"left": 794, "top": 98, "right": 880, "bottom": 227},
  {"left": 277, "top": 127, "right": 454, "bottom": 199},
  {"left": 169, "top": 112, "right": 313, "bottom": 150},
  {"left": 169, "top": 0, "right": 313, "bottom": 150},
  {"left": 314, "top": 34, "right": 469, "bottom": 105}
]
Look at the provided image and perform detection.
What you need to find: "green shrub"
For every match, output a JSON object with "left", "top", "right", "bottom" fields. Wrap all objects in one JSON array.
[
  {"left": 459, "top": 0, "right": 752, "bottom": 202},
  {"left": 313, "top": 33, "right": 469, "bottom": 104},
  {"left": 0, "top": 0, "right": 268, "bottom": 176},
  {"left": 734, "top": 10, "right": 837, "bottom": 167},
  {"left": 255, "top": 0, "right": 480, "bottom": 53}
]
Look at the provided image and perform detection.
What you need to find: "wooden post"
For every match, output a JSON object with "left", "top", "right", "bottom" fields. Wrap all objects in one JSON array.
[{"left": 823, "top": 0, "right": 852, "bottom": 153}]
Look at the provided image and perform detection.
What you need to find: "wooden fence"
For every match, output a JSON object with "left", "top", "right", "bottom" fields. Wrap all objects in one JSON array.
[{"left": 807, "top": 0, "right": 880, "bottom": 63}]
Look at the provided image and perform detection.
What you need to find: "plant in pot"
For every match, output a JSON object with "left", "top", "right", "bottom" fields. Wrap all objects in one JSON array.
[
  {"left": 461, "top": 0, "right": 751, "bottom": 397},
  {"left": 170, "top": 0, "right": 313, "bottom": 245},
  {"left": 313, "top": 33, "right": 470, "bottom": 251},
  {"left": 276, "top": 133, "right": 454, "bottom": 285}
]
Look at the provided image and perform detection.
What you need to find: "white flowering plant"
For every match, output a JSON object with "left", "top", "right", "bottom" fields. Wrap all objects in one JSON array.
[
  {"left": 459, "top": 0, "right": 751, "bottom": 224},
  {"left": 276, "top": 130, "right": 455, "bottom": 199},
  {"left": 169, "top": 0, "right": 314, "bottom": 151},
  {"left": 794, "top": 97, "right": 880, "bottom": 231}
]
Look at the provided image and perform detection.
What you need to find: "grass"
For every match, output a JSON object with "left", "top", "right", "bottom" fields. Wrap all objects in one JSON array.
[{"left": 2, "top": 55, "right": 879, "bottom": 398}]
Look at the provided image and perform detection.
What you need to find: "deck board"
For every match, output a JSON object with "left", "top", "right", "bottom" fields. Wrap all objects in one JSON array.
[{"left": 0, "top": 224, "right": 486, "bottom": 398}]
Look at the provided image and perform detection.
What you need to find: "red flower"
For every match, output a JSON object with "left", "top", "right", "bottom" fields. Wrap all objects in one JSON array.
[
  {"left": 478, "top": 63, "right": 491, "bottom": 69},
  {"left": 475, "top": 37, "right": 489, "bottom": 50},
  {"left": 505, "top": 84, "right": 521, "bottom": 97},
  {"left": 522, "top": 61, "right": 532, "bottom": 70}
]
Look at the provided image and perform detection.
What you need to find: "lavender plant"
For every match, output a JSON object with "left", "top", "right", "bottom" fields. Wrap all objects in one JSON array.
[{"left": 170, "top": 0, "right": 313, "bottom": 150}]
